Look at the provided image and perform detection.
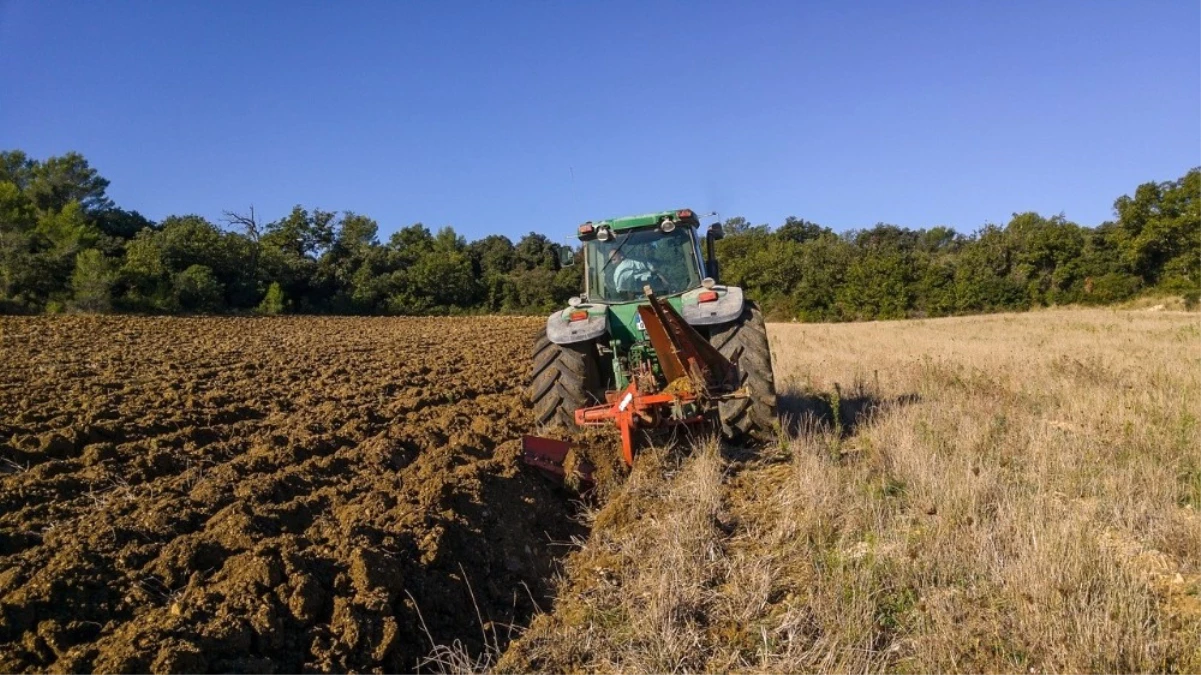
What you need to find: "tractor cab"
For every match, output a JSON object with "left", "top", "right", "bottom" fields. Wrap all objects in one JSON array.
[
  {"left": 549, "top": 209, "right": 739, "bottom": 351},
  {"left": 575, "top": 210, "right": 707, "bottom": 302},
  {"left": 569, "top": 209, "right": 722, "bottom": 303}
]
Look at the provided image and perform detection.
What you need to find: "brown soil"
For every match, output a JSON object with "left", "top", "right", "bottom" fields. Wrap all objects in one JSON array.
[{"left": 0, "top": 315, "right": 588, "bottom": 674}]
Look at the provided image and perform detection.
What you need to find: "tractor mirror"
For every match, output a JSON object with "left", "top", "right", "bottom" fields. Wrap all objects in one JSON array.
[
  {"left": 558, "top": 246, "right": 575, "bottom": 267},
  {"left": 705, "top": 224, "right": 723, "bottom": 284},
  {"left": 707, "top": 259, "right": 721, "bottom": 281}
]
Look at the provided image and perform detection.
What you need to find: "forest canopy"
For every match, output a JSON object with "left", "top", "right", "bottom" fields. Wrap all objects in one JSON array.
[{"left": 1, "top": 149, "right": 1196, "bottom": 320}]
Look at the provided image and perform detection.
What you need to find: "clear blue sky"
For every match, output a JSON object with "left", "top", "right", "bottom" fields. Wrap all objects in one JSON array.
[{"left": 2, "top": 1, "right": 1197, "bottom": 242}]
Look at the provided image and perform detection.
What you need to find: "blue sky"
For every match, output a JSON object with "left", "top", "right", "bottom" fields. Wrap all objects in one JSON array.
[{"left": 2, "top": 1, "right": 1197, "bottom": 242}]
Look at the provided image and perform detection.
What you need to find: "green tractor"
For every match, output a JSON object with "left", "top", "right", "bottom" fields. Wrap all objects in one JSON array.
[{"left": 525, "top": 208, "right": 777, "bottom": 468}]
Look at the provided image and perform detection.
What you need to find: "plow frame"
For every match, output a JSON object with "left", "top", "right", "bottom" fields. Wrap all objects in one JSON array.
[{"left": 574, "top": 382, "right": 708, "bottom": 465}]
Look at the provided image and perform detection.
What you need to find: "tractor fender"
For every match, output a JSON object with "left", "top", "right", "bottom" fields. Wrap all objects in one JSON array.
[
  {"left": 546, "top": 307, "right": 608, "bottom": 345},
  {"left": 681, "top": 286, "right": 745, "bottom": 326}
]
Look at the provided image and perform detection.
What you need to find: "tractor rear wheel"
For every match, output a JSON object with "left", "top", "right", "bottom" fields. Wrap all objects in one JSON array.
[
  {"left": 710, "top": 302, "right": 778, "bottom": 443},
  {"left": 527, "top": 329, "right": 604, "bottom": 428}
]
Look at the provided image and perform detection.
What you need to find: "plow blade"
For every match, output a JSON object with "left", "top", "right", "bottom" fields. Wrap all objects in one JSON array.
[
  {"left": 638, "top": 288, "right": 738, "bottom": 391},
  {"left": 520, "top": 435, "right": 595, "bottom": 490}
]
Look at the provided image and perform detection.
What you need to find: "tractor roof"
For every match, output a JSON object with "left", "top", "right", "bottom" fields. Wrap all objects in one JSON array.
[{"left": 592, "top": 209, "right": 700, "bottom": 232}]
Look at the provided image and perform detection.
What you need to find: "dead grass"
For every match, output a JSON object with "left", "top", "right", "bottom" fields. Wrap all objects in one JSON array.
[
  {"left": 498, "top": 308, "right": 1201, "bottom": 674},
  {"left": 1114, "top": 294, "right": 1196, "bottom": 312}
]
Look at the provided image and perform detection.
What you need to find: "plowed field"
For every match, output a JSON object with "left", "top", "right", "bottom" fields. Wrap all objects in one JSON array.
[{"left": 0, "top": 316, "right": 583, "bottom": 673}]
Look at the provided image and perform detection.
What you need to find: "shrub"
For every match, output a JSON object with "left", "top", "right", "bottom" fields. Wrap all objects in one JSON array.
[
  {"left": 174, "top": 265, "right": 223, "bottom": 312},
  {"left": 69, "top": 249, "right": 114, "bottom": 313},
  {"left": 257, "top": 281, "right": 287, "bottom": 315},
  {"left": 1084, "top": 273, "right": 1142, "bottom": 305}
]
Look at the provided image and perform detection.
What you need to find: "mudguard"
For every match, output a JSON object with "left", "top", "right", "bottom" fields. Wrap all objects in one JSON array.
[
  {"left": 546, "top": 307, "right": 608, "bottom": 345},
  {"left": 680, "top": 286, "right": 745, "bottom": 326}
]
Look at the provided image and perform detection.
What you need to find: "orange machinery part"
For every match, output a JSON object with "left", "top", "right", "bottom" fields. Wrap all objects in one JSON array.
[{"left": 575, "top": 382, "right": 705, "bottom": 466}]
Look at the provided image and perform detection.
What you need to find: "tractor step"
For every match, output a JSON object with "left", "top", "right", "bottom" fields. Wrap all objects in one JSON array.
[{"left": 520, "top": 435, "right": 595, "bottom": 490}]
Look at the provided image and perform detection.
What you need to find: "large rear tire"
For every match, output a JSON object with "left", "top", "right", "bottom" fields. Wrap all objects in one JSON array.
[
  {"left": 527, "top": 329, "right": 604, "bottom": 428},
  {"left": 710, "top": 302, "right": 778, "bottom": 443}
]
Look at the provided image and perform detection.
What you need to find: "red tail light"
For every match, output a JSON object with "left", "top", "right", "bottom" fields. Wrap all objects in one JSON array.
[
  {"left": 579, "top": 222, "right": 594, "bottom": 235},
  {"left": 569, "top": 310, "right": 589, "bottom": 322},
  {"left": 677, "top": 209, "right": 693, "bottom": 218},
  {"left": 698, "top": 290, "right": 718, "bottom": 303}
]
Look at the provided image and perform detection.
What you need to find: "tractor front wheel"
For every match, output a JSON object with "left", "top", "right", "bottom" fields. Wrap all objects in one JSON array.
[
  {"left": 710, "top": 303, "right": 778, "bottom": 443},
  {"left": 527, "top": 329, "right": 604, "bottom": 428}
]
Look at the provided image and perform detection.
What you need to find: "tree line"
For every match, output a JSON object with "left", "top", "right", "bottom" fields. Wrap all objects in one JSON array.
[
  {"left": 719, "top": 166, "right": 1199, "bottom": 320},
  {"left": 1, "top": 149, "right": 1196, "bottom": 320},
  {"left": 0, "top": 150, "right": 582, "bottom": 316}
]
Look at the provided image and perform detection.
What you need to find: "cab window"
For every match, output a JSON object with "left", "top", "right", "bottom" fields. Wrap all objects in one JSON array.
[{"left": 586, "top": 228, "right": 702, "bottom": 302}]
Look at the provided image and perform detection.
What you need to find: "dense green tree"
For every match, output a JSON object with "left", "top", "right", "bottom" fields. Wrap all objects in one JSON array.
[
  {"left": 953, "top": 225, "right": 1024, "bottom": 312},
  {"left": 839, "top": 248, "right": 915, "bottom": 320},
  {"left": 714, "top": 226, "right": 773, "bottom": 290},
  {"left": 917, "top": 226, "right": 961, "bottom": 254},
  {"left": 388, "top": 223, "right": 435, "bottom": 264},
  {"left": 262, "top": 206, "right": 336, "bottom": 259},
  {"left": 28, "top": 202, "right": 101, "bottom": 305},
  {"left": 259, "top": 207, "right": 338, "bottom": 311},
  {"left": 503, "top": 268, "right": 560, "bottom": 312},
  {"left": 409, "top": 250, "right": 477, "bottom": 309},
  {"left": 320, "top": 212, "right": 382, "bottom": 312},
  {"left": 112, "top": 215, "right": 258, "bottom": 311},
  {"left": 174, "top": 265, "right": 224, "bottom": 312},
  {"left": 94, "top": 208, "right": 154, "bottom": 239},
  {"left": 0, "top": 151, "right": 36, "bottom": 191},
  {"left": 469, "top": 234, "right": 517, "bottom": 275},
  {"left": 0, "top": 181, "right": 41, "bottom": 311},
  {"left": 514, "top": 232, "right": 558, "bottom": 271},
  {"left": 469, "top": 234, "right": 518, "bottom": 311},
  {"left": 1005, "top": 213, "right": 1086, "bottom": 305},
  {"left": 347, "top": 259, "right": 392, "bottom": 312},
  {"left": 913, "top": 255, "right": 957, "bottom": 317},
  {"left": 1112, "top": 168, "right": 1200, "bottom": 297},
  {"left": 1061, "top": 222, "right": 1133, "bottom": 304},
  {"left": 70, "top": 249, "right": 115, "bottom": 312},
  {"left": 26, "top": 152, "right": 113, "bottom": 214},
  {"left": 776, "top": 217, "right": 829, "bottom": 244},
  {"left": 791, "top": 233, "right": 855, "bottom": 321},
  {"left": 722, "top": 216, "right": 770, "bottom": 237}
]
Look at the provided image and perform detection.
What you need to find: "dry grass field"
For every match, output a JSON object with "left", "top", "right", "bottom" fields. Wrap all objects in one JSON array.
[{"left": 501, "top": 308, "right": 1200, "bottom": 673}]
